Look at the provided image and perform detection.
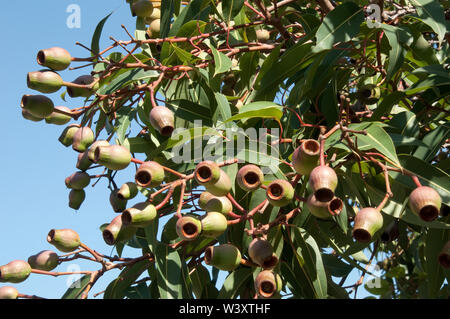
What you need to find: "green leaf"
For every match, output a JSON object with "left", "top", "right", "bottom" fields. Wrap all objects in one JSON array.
[
  {"left": 115, "top": 107, "right": 136, "bottom": 144},
  {"left": 322, "top": 254, "right": 353, "bottom": 277},
  {"left": 217, "top": 267, "right": 253, "bottom": 299},
  {"left": 222, "top": 0, "right": 245, "bottom": 22},
  {"left": 413, "top": 123, "right": 450, "bottom": 162},
  {"left": 124, "top": 282, "right": 151, "bottom": 299},
  {"left": 91, "top": 12, "right": 113, "bottom": 56},
  {"left": 166, "top": 99, "right": 213, "bottom": 125},
  {"left": 424, "top": 228, "right": 449, "bottom": 298},
  {"left": 380, "top": 24, "right": 408, "bottom": 82},
  {"left": 371, "top": 91, "right": 406, "bottom": 121},
  {"left": 209, "top": 46, "right": 233, "bottom": 76},
  {"left": 313, "top": 2, "right": 364, "bottom": 52},
  {"left": 98, "top": 69, "right": 159, "bottom": 95},
  {"left": 61, "top": 274, "right": 91, "bottom": 299},
  {"left": 226, "top": 107, "right": 283, "bottom": 122},
  {"left": 409, "top": 0, "right": 447, "bottom": 45}
]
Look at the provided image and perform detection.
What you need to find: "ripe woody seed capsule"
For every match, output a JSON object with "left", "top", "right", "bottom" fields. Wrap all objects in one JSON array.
[
  {"left": 0, "top": 286, "right": 19, "bottom": 299},
  {"left": 44, "top": 106, "right": 72, "bottom": 125},
  {"left": 254, "top": 270, "right": 283, "bottom": 299},
  {"left": 27, "top": 70, "right": 63, "bottom": 94},
  {"left": 306, "top": 194, "right": 343, "bottom": 219},
  {"left": 292, "top": 139, "right": 320, "bottom": 175},
  {"left": 248, "top": 238, "right": 278, "bottom": 269},
  {"left": 135, "top": 161, "right": 165, "bottom": 188},
  {"left": 117, "top": 182, "right": 139, "bottom": 200},
  {"left": 72, "top": 126, "right": 94, "bottom": 153},
  {"left": 47, "top": 229, "right": 81, "bottom": 253},
  {"left": 176, "top": 216, "right": 202, "bottom": 241},
  {"left": 408, "top": 186, "right": 442, "bottom": 222},
  {"left": 21, "top": 94, "right": 54, "bottom": 119},
  {"left": 204, "top": 170, "right": 232, "bottom": 197},
  {"left": 308, "top": 165, "right": 338, "bottom": 202},
  {"left": 201, "top": 212, "right": 228, "bottom": 238},
  {"left": 149, "top": 106, "right": 174, "bottom": 136},
  {"left": 103, "top": 215, "right": 137, "bottom": 246},
  {"left": 236, "top": 164, "right": 264, "bottom": 191},
  {"left": 69, "top": 189, "right": 86, "bottom": 210},
  {"left": 266, "top": 180, "right": 294, "bottom": 207},
  {"left": 352, "top": 207, "right": 384, "bottom": 243},
  {"left": 438, "top": 241, "right": 450, "bottom": 268},
  {"left": 205, "top": 196, "right": 233, "bottom": 215},
  {"left": 76, "top": 152, "right": 92, "bottom": 171},
  {"left": 87, "top": 140, "right": 110, "bottom": 162},
  {"left": 65, "top": 171, "right": 90, "bottom": 190},
  {"left": 204, "top": 244, "right": 241, "bottom": 271},
  {"left": 58, "top": 124, "right": 80, "bottom": 147},
  {"left": 67, "top": 75, "right": 98, "bottom": 98},
  {"left": 121, "top": 202, "right": 157, "bottom": 227},
  {"left": 0, "top": 260, "right": 32, "bottom": 284},
  {"left": 94, "top": 145, "right": 132, "bottom": 171},
  {"left": 194, "top": 161, "right": 221, "bottom": 185},
  {"left": 27, "top": 250, "right": 59, "bottom": 271},
  {"left": 198, "top": 191, "right": 216, "bottom": 210},
  {"left": 37, "top": 47, "right": 71, "bottom": 71},
  {"left": 110, "top": 189, "right": 128, "bottom": 213}
]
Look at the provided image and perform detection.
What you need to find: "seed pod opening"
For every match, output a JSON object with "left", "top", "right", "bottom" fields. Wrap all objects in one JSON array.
[
  {"left": 47, "top": 229, "right": 81, "bottom": 253},
  {"left": 37, "top": 47, "right": 71, "bottom": 71},
  {"left": 248, "top": 238, "right": 278, "bottom": 269},
  {"left": 352, "top": 207, "right": 383, "bottom": 243},
  {"left": 21, "top": 94, "right": 54, "bottom": 119},
  {"left": 204, "top": 244, "right": 241, "bottom": 271},
  {"left": 87, "top": 140, "right": 110, "bottom": 162},
  {"left": 176, "top": 216, "right": 202, "bottom": 241},
  {"left": 409, "top": 186, "right": 441, "bottom": 222},
  {"left": 110, "top": 189, "right": 128, "bottom": 213},
  {"left": 103, "top": 215, "right": 137, "bottom": 246},
  {"left": 254, "top": 270, "right": 282, "bottom": 299},
  {"left": 135, "top": 161, "right": 165, "bottom": 188},
  {"left": 266, "top": 180, "right": 294, "bottom": 207},
  {"left": 292, "top": 139, "right": 320, "bottom": 175},
  {"left": 194, "top": 161, "right": 221, "bottom": 185},
  {"left": 149, "top": 106, "right": 174, "bottom": 136},
  {"left": 308, "top": 165, "right": 338, "bottom": 202},
  {"left": 236, "top": 164, "right": 264, "bottom": 191}
]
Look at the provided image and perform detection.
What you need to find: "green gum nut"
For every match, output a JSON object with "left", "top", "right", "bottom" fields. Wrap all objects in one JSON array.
[
  {"left": 94, "top": 145, "right": 132, "bottom": 171},
  {"left": 438, "top": 241, "right": 450, "bottom": 269},
  {"left": 201, "top": 212, "right": 228, "bottom": 238},
  {"left": 27, "top": 70, "right": 63, "bottom": 94},
  {"left": 149, "top": 105, "right": 174, "bottom": 136},
  {"left": 352, "top": 207, "right": 384, "bottom": 243},
  {"left": 72, "top": 126, "right": 94, "bottom": 152},
  {"left": 236, "top": 164, "right": 264, "bottom": 192},
  {"left": 266, "top": 179, "right": 294, "bottom": 207},
  {"left": 65, "top": 171, "right": 90, "bottom": 190},
  {"left": 110, "top": 189, "right": 128, "bottom": 213},
  {"left": 76, "top": 152, "right": 92, "bottom": 171},
  {"left": 131, "top": 0, "right": 154, "bottom": 17},
  {"left": 45, "top": 106, "right": 72, "bottom": 125},
  {"left": 0, "top": 286, "right": 19, "bottom": 299},
  {"left": 67, "top": 75, "right": 98, "bottom": 98},
  {"left": 87, "top": 140, "right": 110, "bottom": 162},
  {"left": 0, "top": 261, "right": 31, "bottom": 284},
  {"left": 357, "top": 84, "right": 380, "bottom": 105},
  {"left": 47, "top": 229, "right": 81, "bottom": 253},
  {"left": 256, "top": 29, "right": 271, "bottom": 42},
  {"left": 254, "top": 270, "right": 283, "bottom": 299},
  {"left": 146, "top": 19, "right": 161, "bottom": 38},
  {"left": 37, "top": 47, "right": 71, "bottom": 71},
  {"left": 21, "top": 109, "right": 43, "bottom": 122},
  {"left": 58, "top": 124, "right": 80, "bottom": 147},
  {"left": 135, "top": 161, "right": 165, "bottom": 188},
  {"left": 205, "top": 170, "right": 232, "bottom": 197},
  {"left": 308, "top": 165, "right": 338, "bottom": 203},
  {"left": 205, "top": 196, "right": 233, "bottom": 215},
  {"left": 194, "top": 161, "right": 221, "bottom": 185},
  {"left": 69, "top": 189, "right": 86, "bottom": 210},
  {"left": 248, "top": 238, "right": 278, "bottom": 269},
  {"left": 144, "top": 8, "right": 160, "bottom": 22},
  {"left": 306, "top": 194, "right": 343, "bottom": 219},
  {"left": 204, "top": 244, "right": 241, "bottom": 271},
  {"left": 103, "top": 215, "right": 137, "bottom": 246},
  {"left": 176, "top": 216, "right": 202, "bottom": 241},
  {"left": 21, "top": 94, "right": 54, "bottom": 118},
  {"left": 121, "top": 202, "right": 157, "bottom": 227},
  {"left": 118, "top": 182, "right": 139, "bottom": 200},
  {"left": 27, "top": 250, "right": 59, "bottom": 271},
  {"left": 292, "top": 139, "right": 320, "bottom": 175},
  {"left": 408, "top": 186, "right": 442, "bottom": 222},
  {"left": 198, "top": 191, "right": 215, "bottom": 210}
]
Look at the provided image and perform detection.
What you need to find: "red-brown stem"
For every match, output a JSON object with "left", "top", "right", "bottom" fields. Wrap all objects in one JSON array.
[
  {"left": 17, "top": 293, "right": 46, "bottom": 299},
  {"left": 176, "top": 181, "right": 186, "bottom": 219},
  {"left": 411, "top": 175, "right": 422, "bottom": 188},
  {"left": 227, "top": 193, "right": 247, "bottom": 213},
  {"left": 31, "top": 269, "right": 93, "bottom": 277},
  {"left": 155, "top": 186, "right": 176, "bottom": 210},
  {"left": 131, "top": 158, "right": 144, "bottom": 165}
]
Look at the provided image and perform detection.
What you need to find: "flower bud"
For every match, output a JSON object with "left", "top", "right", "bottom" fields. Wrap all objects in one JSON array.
[
  {"left": 194, "top": 161, "right": 221, "bottom": 185},
  {"left": 205, "top": 170, "right": 232, "bottom": 197},
  {"left": 236, "top": 164, "right": 264, "bottom": 191},
  {"left": 0, "top": 261, "right": 31, "bottom": 284},
  {"left": 0, "top": 286, "right": 19, "bottom": 299},
  {"left": 76, "top": 152, "right": 92, "bottom": 171},
  {"left": 149, "top": 106, "right": 174, "bottom": 136},
  {"left": 292, "top": 139, "right": 320, "bottom": 175},
  {"left": 67, "top": 75, "right": 98, "bottom": 98},
  {"left": 306, "top": 194, "right": 343, "bottom": 219},
  {"left": 132, "top": 0, "right": 154, "bottom": 17},
  {"left": 254, "top": 270, "right": 282, "bottom": 299},
  {"left": 308, "top": 165, "right": 338, "bottom": 202},
  {"left": 438, "top": 241, "right": 450, "bottom": 269},
  {"left": 21, "top": 94, "right": 54, "bottom": 118},
  {"left": 408, "top": 186, "right": 441, "bottom": 222},
  {"left": 201, "top": 212, "right": 228, "bottom": 238},
  {"left": 122, "top": 202, "right": 157, "bottom": 227},
  {"left": 110, "top": 189, "right": 128, "bottom": 213},
  {"left": 380, "top": 220, "right": 399, "bottom": 243},
  {"left": 44, "top": 106, "right": 72, "bottom": 125},
  {"left": 198, "top": 191, "right": 215, "bottom": 210},
  {"left": 69, "top": 189, "right": 86, "bottom": 210},
  {"left": 118, "top": 182, "right": 139, "bottom": 200},
  {"left": 27, "top": 70, "right": 63, "bottom": 93},
  {"left": 352, "top": 207, "right": 383, "bottom": 243},
  {"left": 204, "top": 244, "right": 241, "bottom": 271},
  {"left": 248, "top": 238, "right": 278, "bottom": 269},
  {"left": 135, "top": 161, "right": 165, "bottom": 188},
  {"left": 21, "top": 109, "right": 43, "bottom": 122},
  {"left": 87, "top": 140, "right": 110, "bottom": 162},
  {"left": 37, "top": 47, "right": 71, "bottom": 71},
  {"left": 103, "top": 215, "right": 137, "bottom": 246},
  {"left": 176, "top": 216, "right": 202, "bottom": 241},
  {"left": 47, "top": 229, "right": 81, "bottom": 253},
  {"left": 58, "top": 124, "right": 80, "bottom": 147},
  {"left": 72, "top": 126, "right": 94, "bottom": 152},
  {"left": 205, "top": 196, "right": 233, "bottom": 215},
  {"left": 65, "top": 171, "right": 90, "bottom": 190},
  {"left": 94, "top": 145, "right": 132, "bottom": 171},
  {"left": 266, "top": 179, "right": 294, "bottom": 207},
  {"left": 28, "top": 250, "right": 59, "bottom": 271}
]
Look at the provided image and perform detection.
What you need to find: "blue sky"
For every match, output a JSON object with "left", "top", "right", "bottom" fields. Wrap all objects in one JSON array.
[{"left": 0, "top": 0, "right": 372, "bottom": 299}]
